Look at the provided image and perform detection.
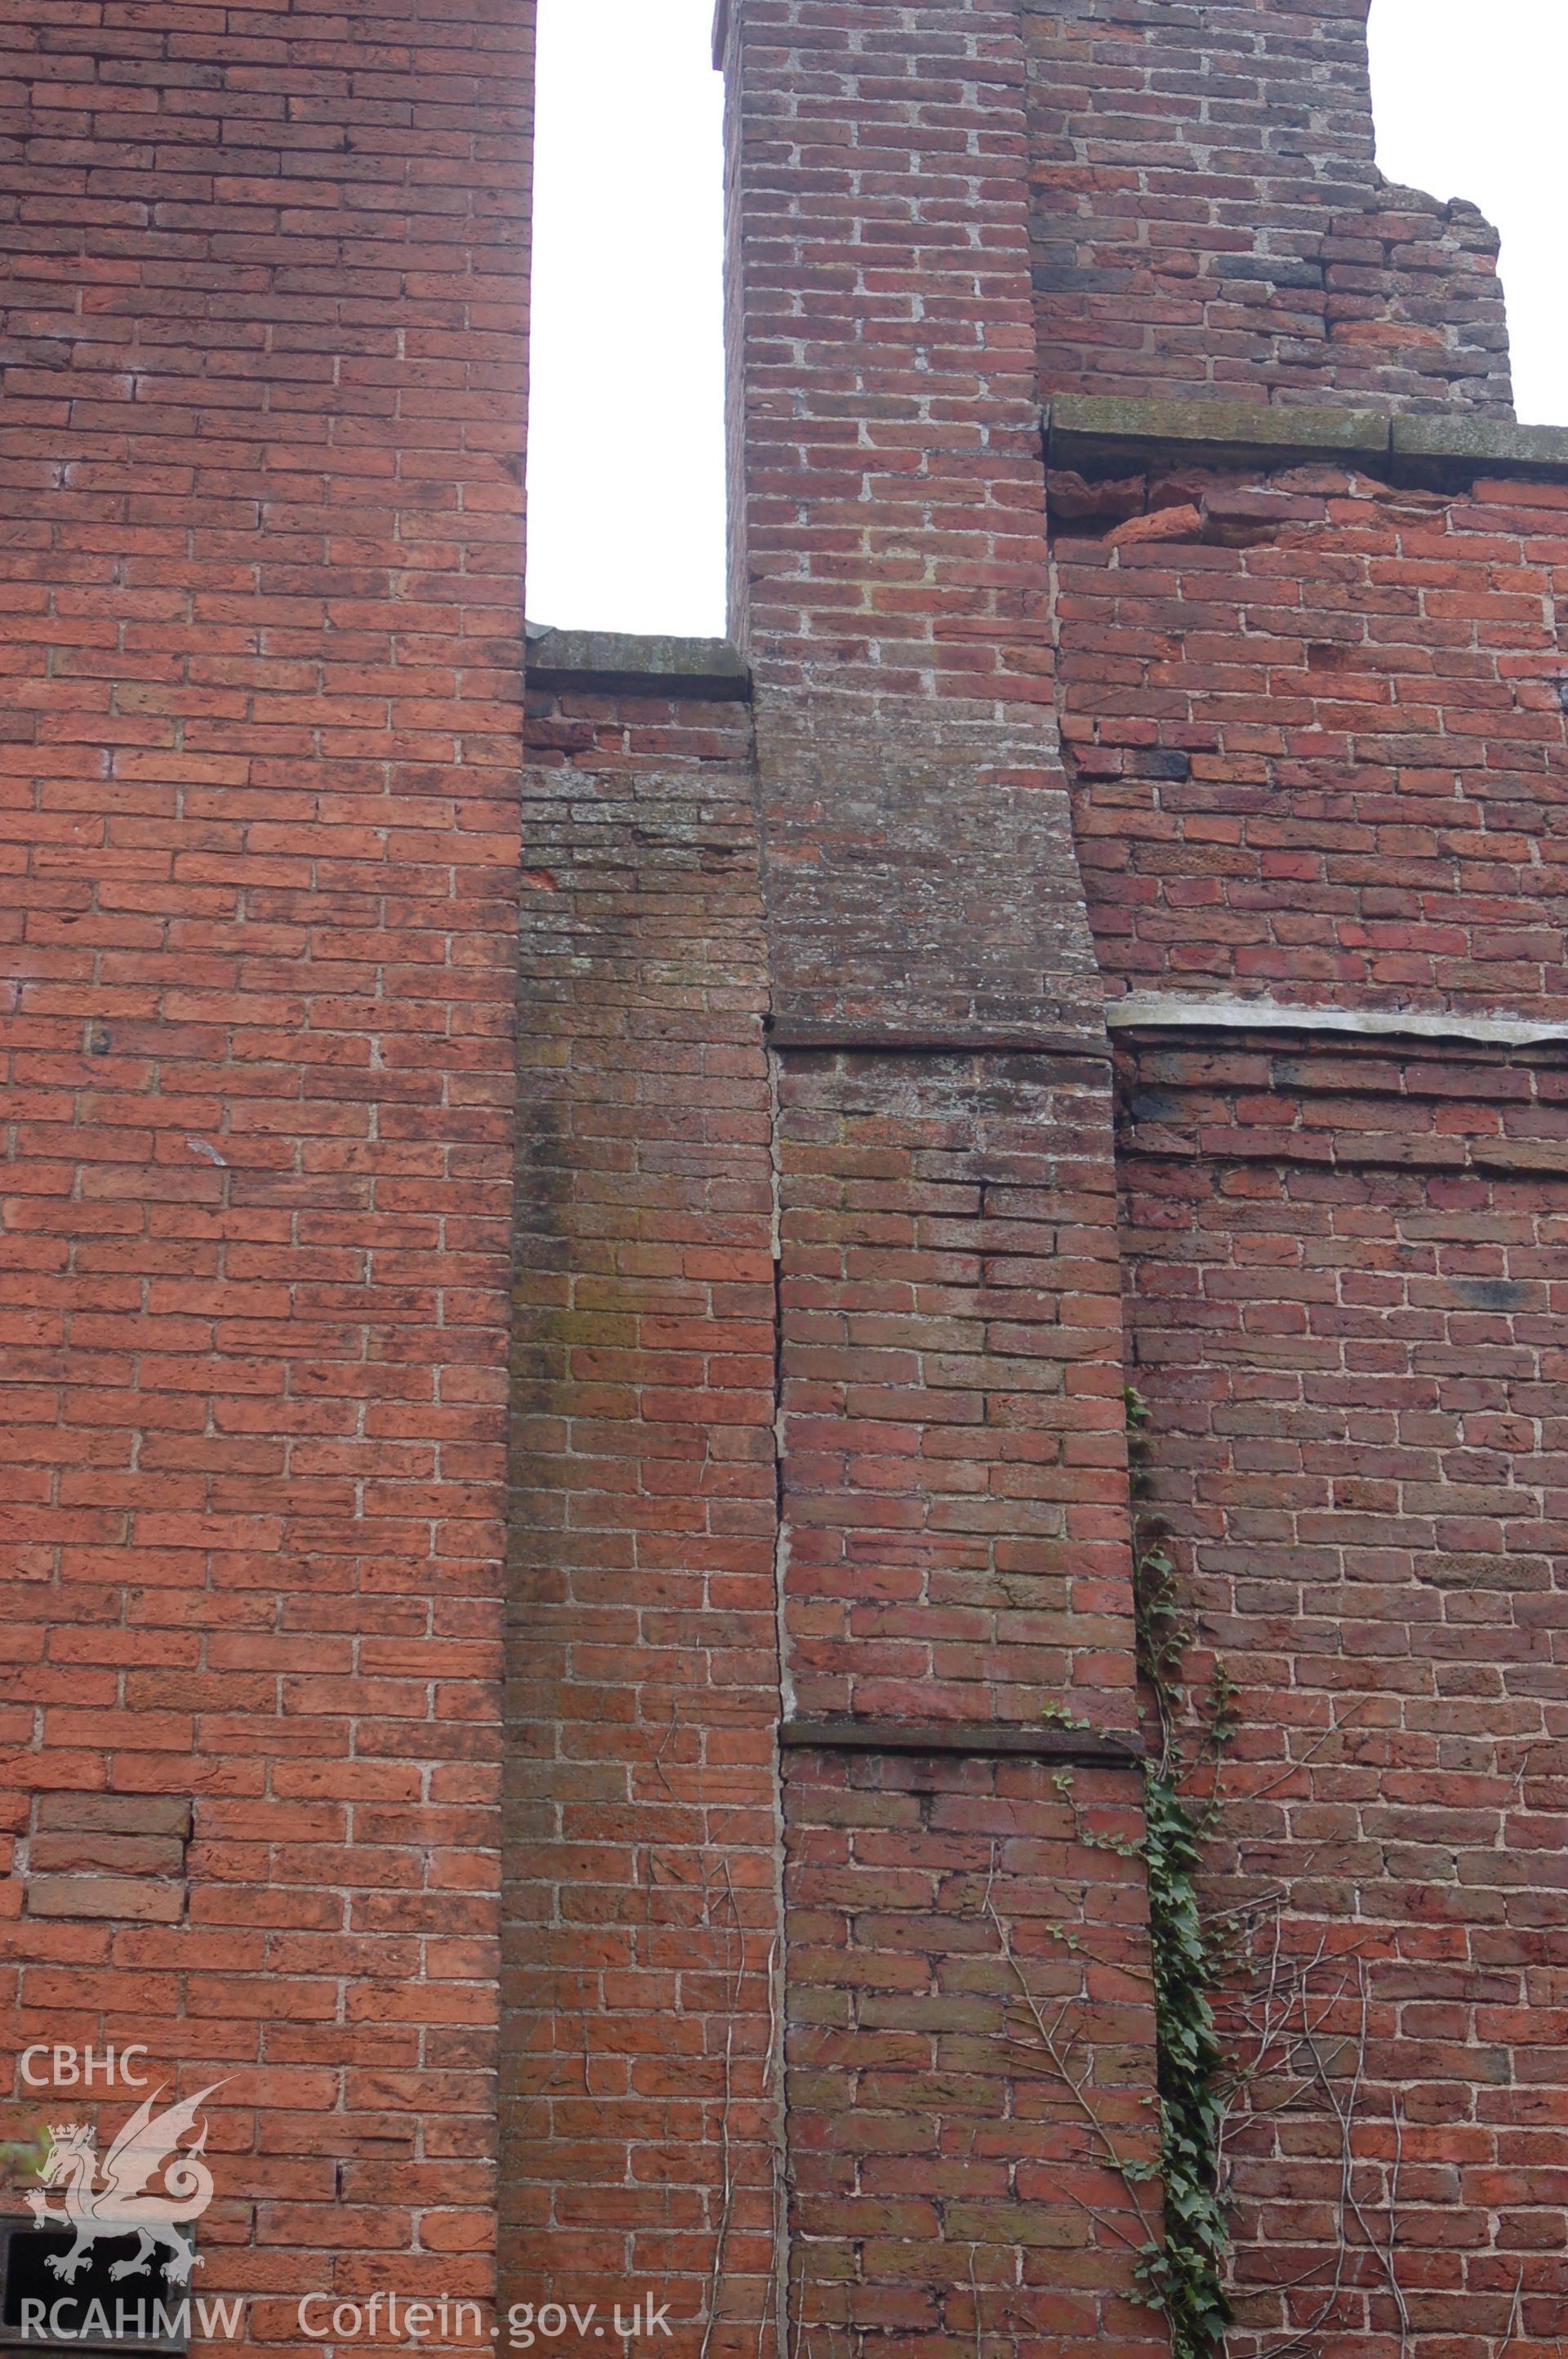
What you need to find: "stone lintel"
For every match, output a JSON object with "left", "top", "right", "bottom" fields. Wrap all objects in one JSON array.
[
  {"left": 1107, "top": 993, "right": 1568, "bottom": 1051},
  {"left": 768, "top": 1023, "right": 1111, "bottom": 1060},
  {"left": 1050, "top": 395, "right": 1388, "bottom": 472},
  {"left": 1391, "top": 415, "right": 1568, "bottom": 474}
]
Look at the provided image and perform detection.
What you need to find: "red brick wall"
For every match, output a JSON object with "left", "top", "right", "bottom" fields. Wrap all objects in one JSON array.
[
  {"left": 776, "top": 1050, "right": 1137, "bottom": 1733},
  {"left": 1022, "top": 0, "right": 1512, "bottom": 413},
  {"left": 719, "top": 7, "right": 1163, "bottom": 2351},
  {"left": 508, "top": 680, "right": 783, "bottom": 2352},
  {"left": 722, "top": 0, "right": 1057, "bottom": 706},
  {"left": 774, "top": 1047, "right": 1159, "bottom": 2357},
  {"left": 1053, "top": 465, "right": 1568, "bottom": 1014},
  {"left": 1051, "top": 414, "right": 1568, "bottom": 2350},
  {"left": 514, "top": 6, "right": 1566, "bottom": 2350},
  {"left": 782, "top": 1745, "right": 1163, "bottom": 2358},
  {"left": 1, "top": 0, "right": 532, "bottom": 2328},
  {"left": 1119, "top": 1029, "right": 1568, "bottom": 2357},
  {"left": 11, "top": 6, "right": 1566, "bottom": 2357}
]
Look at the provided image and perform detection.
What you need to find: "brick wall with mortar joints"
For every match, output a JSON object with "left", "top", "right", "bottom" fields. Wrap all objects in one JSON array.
[
  {"left": 780, "top": 1746, "right": 1165, "bottom": 2359},
  {"left": 775, "top": 1050, "right": 1139, "bottom": 1732},
  {"left": 1021, "top": 0, "right": 1512, "bottom": 413},
  {"left": 506, "top": 682, "right": 785, "bottom": 2355},
  {"left": 769, "top": 1040, "right": 1162, "bottom": 2355},
  {"left": 1050, "top": 463, "right": 1568, "bottom": 1013},
  {"left": 722, "top": 0, "right": 1062, "bottom": 711},
  {"left": 719, "top": 9, "right": 1165, "bottom": 2347},
  {"left": 0, "top": 0, "right": 531, "bottom": 2326},
  {"left": 1117, "top": 1029, "right": 1568, "bottom": 2358},
  {"left": 719, "top": 0, "right": 1107, "bottom": 1053}
]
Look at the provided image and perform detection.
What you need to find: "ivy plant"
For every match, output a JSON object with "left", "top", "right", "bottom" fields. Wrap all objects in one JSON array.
[{"left": 1126, "top": 1385, "right": 1235, "bottom": 2359}]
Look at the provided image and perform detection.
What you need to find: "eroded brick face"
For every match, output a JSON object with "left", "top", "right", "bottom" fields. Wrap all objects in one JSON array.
[
  {"left": 507, "top": 685, "right": 782, "bottom": 2348},
  {"left": 1023, "top": 0, "right": 1512, "bottom": 412},
  {"left": 717, "top": 6, "right": 1164, "bottom": 2349},
  {"left": 506, "top": 0, "right": 1562, "bottom": 2341}
]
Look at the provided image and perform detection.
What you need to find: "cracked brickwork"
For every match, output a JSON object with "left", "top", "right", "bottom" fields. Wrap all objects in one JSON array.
[{"left": 1052, "top": 464, "right": 1568, "bottom": 1014}]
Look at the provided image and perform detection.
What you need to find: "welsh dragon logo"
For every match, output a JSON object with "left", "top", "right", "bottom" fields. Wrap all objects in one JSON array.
[{"left": 24, "top": 2084, "right": 224, "bottom": 2287}]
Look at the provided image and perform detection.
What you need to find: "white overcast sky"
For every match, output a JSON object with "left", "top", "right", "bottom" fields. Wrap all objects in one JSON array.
[{"left": 526, "top": 0, "right": 1568, "bottom": 638}]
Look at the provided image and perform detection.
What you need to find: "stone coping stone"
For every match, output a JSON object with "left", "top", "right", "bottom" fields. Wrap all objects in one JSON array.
[
  {"left": 1051, "top": 395, "right": 1388, "bottom": 462},
  {"left": 1391, "top": 415, "right": 1568, "bottom": 470},
  {"left": 526, "top": 627, "right": 752, "bottom": 699},
  {"left": 1049, "top": 396, "right": 1568, "bottom": 483},
  {"left": 1107, "top": 993, "right": 1568, "bottom": 1050}
]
